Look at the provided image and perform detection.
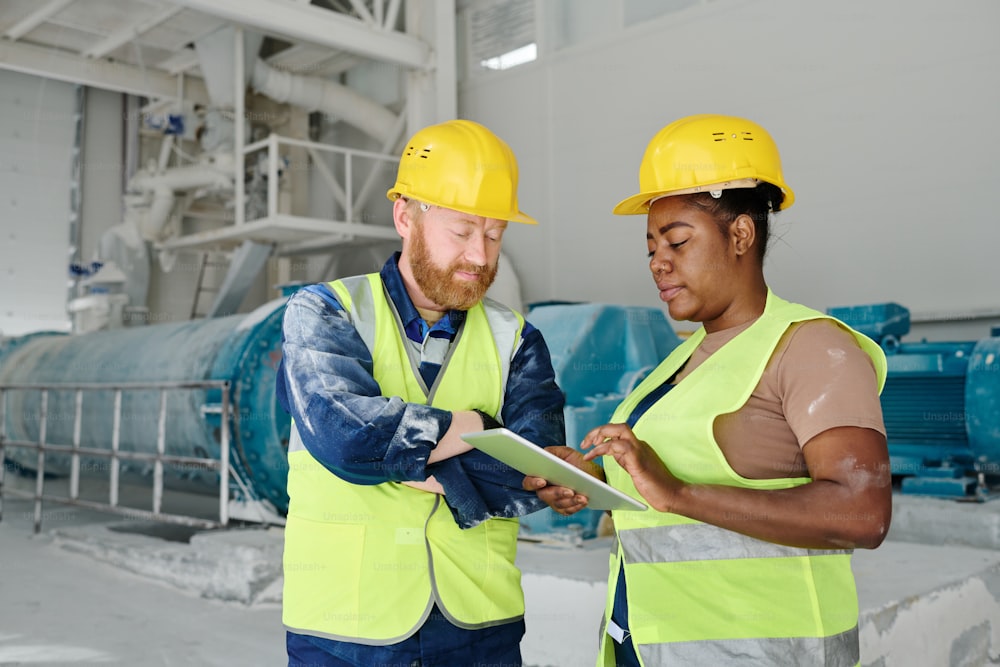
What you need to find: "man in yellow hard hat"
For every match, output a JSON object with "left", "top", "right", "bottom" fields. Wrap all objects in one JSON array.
[{"left": 277, "top": 119, "right": 566, "bottom": 666}]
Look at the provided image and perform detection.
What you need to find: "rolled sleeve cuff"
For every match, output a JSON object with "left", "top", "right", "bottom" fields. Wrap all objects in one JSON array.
[{"left": 432, "top": 451, "right": 548, "bottom": 529}]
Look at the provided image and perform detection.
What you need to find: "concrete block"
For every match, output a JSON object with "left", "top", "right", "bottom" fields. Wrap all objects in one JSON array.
[{"left": 50, "top": 522, "right": 283, "bottom": 605}]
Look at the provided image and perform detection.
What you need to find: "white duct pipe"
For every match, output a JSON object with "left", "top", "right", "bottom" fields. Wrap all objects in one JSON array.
[
  {"left": 127, "top": 153, "right": 234, "bottom": 240},
  {"left": 250, "top": 60, "right": 397, "bottom": 145},
  {"left": 143, "top": 186, "right": 176, "bottom": 240},
  {"left": 157, "top": 135, "right": 175, "bottom": 171},
  {"left": 129, "top": 159, "right": 233, "bottom": 193}
]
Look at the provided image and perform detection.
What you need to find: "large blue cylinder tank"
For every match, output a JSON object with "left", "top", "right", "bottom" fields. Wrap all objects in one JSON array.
[
  {"left": 0, "top": 299, "right": 291, "bottom": 513},
  {"left": 828, "top": 303, "right": 1000, "bottom": 497}
]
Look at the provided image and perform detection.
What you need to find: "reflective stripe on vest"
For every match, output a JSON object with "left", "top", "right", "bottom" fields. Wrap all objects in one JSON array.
[
  {"left": 618, "top": 523, "right": 847, "bottom": 564},
  {"left": 283, "top": 274, "right": 526, "bottom": 644},
  {"left": 639, "top": 628, "right": 859, "bottom": 667},
  {"left": 597, "top": 291, "right": 884, "bottom": 667}
]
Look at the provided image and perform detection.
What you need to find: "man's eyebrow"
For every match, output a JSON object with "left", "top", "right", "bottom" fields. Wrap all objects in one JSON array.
[{"left": 446, "top": 217, "right": 508, "bottom": 230}]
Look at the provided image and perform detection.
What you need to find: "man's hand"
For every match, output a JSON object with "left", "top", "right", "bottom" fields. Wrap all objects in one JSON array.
[{"left": 521, "top": 446, "right": 605, "bottom": 516}]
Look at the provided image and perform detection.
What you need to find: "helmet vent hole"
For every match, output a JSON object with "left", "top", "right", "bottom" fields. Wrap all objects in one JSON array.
[{"left": 403, "top": 146, "right": 433, "bottom": 158}]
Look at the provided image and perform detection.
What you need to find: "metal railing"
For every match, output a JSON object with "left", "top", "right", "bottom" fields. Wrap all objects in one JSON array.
[
  {"left": 0, "top": 380, "right": 232, "bottom": 533},
  {"left": 242, "top": 132, "right": 400, "bottom": 228}
]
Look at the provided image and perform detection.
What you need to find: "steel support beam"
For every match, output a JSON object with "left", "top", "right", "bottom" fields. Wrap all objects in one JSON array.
[
  {"left": 404, "top": 0, "right": 456, "bottom": 132},
  {"left": 3, "top": 0, "right": 74, "bottom": 40},
  {"left": 166, "top": 0, "right": 431, "bottom": 70},
  {"left": 83, "top": 5, "right": 185, "bottom": 59},
  {"left": 156, "top": 47, "right": 200, "bottom": 75},
  {"left": 0, "top": 39, "right": 210, "bottom": 104}
]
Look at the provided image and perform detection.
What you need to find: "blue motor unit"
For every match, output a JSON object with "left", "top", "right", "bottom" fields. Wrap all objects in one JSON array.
[
  {"left": 521, "top": 302, "right": 682, "bottom": 538},
  {"left": 827, "top": 303, "right": 1000, "bottom": 499}
]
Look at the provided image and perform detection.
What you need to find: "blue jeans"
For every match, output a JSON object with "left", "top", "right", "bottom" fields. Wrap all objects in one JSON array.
[{"left": 287, "top": 606, "right": 524, "bottom": 667}]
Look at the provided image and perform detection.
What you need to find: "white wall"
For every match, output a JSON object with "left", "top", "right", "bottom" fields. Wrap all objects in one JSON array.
[
  {"left": 460, "top": 0, "right": 1000, "bottom": 340},
  {"left": 0, "top": 70, "right": 76, "bottom": 336},
  {"left": 0, "top": 75, "right": 128, "bottom": 337}
]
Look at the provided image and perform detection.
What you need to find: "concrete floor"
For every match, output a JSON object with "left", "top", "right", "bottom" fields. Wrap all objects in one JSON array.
[
  {"left": 2, "top": 472, "right": 1000, "bottom": 667},
  {"left": 0, "top": 508, "right": 285, "bottom": 666}
]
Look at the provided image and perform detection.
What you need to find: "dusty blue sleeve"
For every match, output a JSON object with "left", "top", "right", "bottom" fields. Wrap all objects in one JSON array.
[{"left": 277, "top": 287, "right": 451, "bottom": 484}]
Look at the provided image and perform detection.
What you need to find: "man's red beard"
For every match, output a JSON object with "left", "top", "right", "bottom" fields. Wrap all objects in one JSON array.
[{"left": 409, "top": 221, "right": 498, "bottom": 310}]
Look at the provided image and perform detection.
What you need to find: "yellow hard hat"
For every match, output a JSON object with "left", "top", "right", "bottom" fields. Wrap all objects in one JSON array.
[
  {"left": 387, "top": 119, "right": 537, "bottom": 224},
  {"left": 613, "top": 114, "right": 795, "bottom": 215}
]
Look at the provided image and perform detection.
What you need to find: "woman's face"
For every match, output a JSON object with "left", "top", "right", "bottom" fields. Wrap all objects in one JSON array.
[{"left": 646, "top": 196, "right": 741, "bottom": 327}]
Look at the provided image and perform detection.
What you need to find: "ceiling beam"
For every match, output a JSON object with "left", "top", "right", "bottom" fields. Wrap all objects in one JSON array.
[
  {"left": 165, "top": 0, "right": 431, "bottom": 70},
  {"left": 0, "top": 38, "right": 209, "bottom": 104},
  {"left": 3, "top": 0, "right": 75, "bottom": 40},
  {"left": 346, "top": 0, "right": 376, "bottom": 27},
  {"left": 385, "top": 0, "right": 402, "bottom": 30},
  {"left": 156, "top": 47, "right": 201, "bottom": 75},
  {"left": 82, "top": 5, "right": 185, "bottom": 59}
]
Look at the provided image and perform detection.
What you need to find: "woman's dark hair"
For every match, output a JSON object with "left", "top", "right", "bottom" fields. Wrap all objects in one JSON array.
[{"left": 683, "top": 182, "right": 784, "bottom": 262}]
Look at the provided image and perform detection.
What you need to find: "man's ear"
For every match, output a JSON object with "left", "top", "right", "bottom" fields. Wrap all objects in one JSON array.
[
  {"left": 732, "top": 214, "right": 756, "bottom": 257},
  {"left": 393, "top": 197, "right": 411, "bottom": 239}
]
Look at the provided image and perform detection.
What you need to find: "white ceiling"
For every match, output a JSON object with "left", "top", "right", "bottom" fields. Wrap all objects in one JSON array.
[{"left": 0, "top": 0, "right": 428, "bottom": 105}]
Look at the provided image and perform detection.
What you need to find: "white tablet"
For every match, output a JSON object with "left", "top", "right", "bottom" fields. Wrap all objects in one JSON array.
[{"left": 461, "top": 428, "right": 647, "bottom": 512}]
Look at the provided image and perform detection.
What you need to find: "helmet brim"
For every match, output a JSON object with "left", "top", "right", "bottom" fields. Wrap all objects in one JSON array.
[
  {"left": 612, "top": 180, "right": 795, "bottom": 216},
  {"left": 612, "top": 191, "right": 655, "bottom": 216},
  {"left": 387, "top": 188, "right": 538, "bottom": 224}
]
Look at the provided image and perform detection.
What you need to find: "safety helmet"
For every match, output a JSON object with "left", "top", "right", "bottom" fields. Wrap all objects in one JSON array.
[
  {"left": 613, "top": 114, "right": 795, "bottom": 215},
  {"left": 386, "top": 119, "right": 537, "bottom": 224}
]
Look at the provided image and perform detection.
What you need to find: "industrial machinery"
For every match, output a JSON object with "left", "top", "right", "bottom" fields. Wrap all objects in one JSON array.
[
  {"left": 3, "top": 297, "right": 996, "bottom": 538},
  {"left": 0, "top": 299, "right": 291, "bottom": 519},
  {"left": 0, "top": 299, "right": 682, "bottom": 535},
  {"left": 827, "top": 303, "right": 1000, "bottom": 499}
]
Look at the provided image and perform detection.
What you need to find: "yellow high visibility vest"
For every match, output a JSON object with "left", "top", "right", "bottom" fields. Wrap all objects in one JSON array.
[
  {"left": 283, "top": 274, "right": 526, "bottom": 644},
  {"left": 598, "top": 290, "right": 886, "bottom": 666}
]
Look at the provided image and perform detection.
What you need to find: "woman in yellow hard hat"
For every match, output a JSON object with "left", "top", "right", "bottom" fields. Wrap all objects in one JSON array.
[{"left": 525, "top": 114, "right": 891, "bottom": 666}]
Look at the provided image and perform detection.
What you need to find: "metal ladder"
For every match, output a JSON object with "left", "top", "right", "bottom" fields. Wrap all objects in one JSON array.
[{"left": 189, "top": 251, "right": 229, "bottom": 319}]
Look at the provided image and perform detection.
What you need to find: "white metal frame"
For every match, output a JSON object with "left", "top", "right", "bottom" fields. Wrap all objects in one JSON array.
[
  {"left": 156, "top": 132, "right": 402, "bottom": 254},
  {"left": 0, "top": 380, "right": 232, "bottom": 534}
]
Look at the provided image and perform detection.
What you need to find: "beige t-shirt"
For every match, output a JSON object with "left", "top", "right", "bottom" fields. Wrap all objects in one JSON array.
[{"left": 672, "top": 318, "right": 886, "bottom": 480}]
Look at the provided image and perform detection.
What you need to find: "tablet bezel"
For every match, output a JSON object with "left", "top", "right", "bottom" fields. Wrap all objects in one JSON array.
[{"left": 460, "top": 428, "right": 647, "bottom": 512}]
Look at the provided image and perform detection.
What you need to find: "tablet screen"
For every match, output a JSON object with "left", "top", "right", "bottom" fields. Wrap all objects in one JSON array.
[{"left": 461, "top": 428, "right": 647, "bottom": 512}]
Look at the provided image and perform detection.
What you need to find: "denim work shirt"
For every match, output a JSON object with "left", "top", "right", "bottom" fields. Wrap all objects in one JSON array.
[{"left": 276, "top": 253, "right": 566, "bottom": 528}]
